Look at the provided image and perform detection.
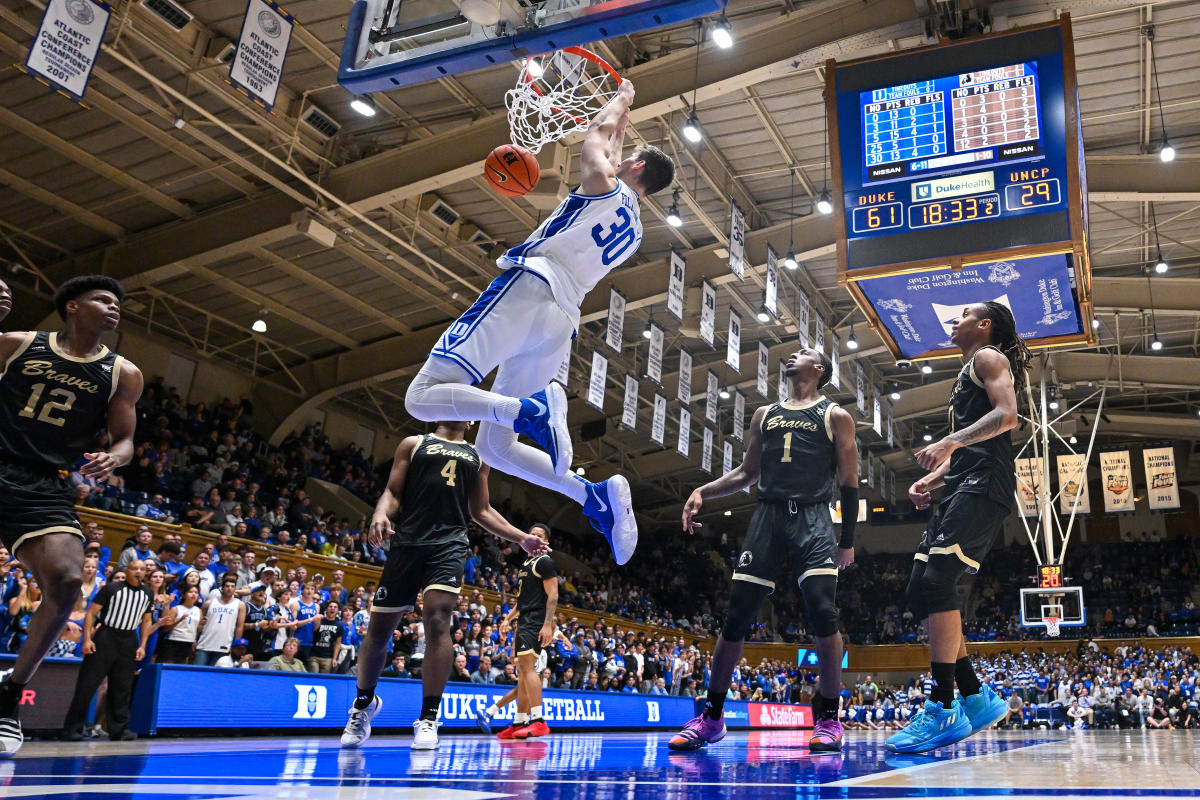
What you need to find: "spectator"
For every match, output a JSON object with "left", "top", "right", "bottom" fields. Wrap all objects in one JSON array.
[
  {"left": 267, "top": 638, "right": 307, "bottom": 672},
  {"left": 155, "top": 585, "right": 202, "bottom": 664},
  {"left": 450, "top": 654, "right": 473, "bottom": 683},
  {"left": 382, "top": 654, "right": 411, "bottom": 679},
  {"left": 307, "top": 602, "right": 344, "bottom": 674},
  {"left": 135, "top": 494, "right": 174, "bottom": 524},
  {"left": 117, "top": 527, "right": 154, "bottom": 572},
  {"left": 216, "top": 638, "right": 255, "bottom": 669},
  {"left": 471, "top": 655, "right": 498, "bottom": 685},
  {"left": 194, "top": 576, "right": 245, "bottom": 666}
]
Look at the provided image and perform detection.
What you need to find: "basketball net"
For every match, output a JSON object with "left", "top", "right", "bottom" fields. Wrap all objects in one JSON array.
[
  {"left": 1044, "top": 616, "right": 1061, "bottom": 637},
  {"left": 505, "top": 47, "right": 622, "bottom": 153}
]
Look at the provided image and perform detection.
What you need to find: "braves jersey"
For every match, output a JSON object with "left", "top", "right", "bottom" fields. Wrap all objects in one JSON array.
[
  {"left": 757, "top": 398, "right": 838, "bottom": 503},
  {"left": 500, "top": 180, "right": 641, "bottom": 317}
]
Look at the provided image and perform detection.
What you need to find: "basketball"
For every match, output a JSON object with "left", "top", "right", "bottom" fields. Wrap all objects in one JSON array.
[{"left": 484, "top": 143, "right": 539, "bottom": 198}]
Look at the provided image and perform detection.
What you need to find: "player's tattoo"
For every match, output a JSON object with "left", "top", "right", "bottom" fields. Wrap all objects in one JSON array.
[{"left": 946, "top": 408, "right": 1008, "bottom": 446}]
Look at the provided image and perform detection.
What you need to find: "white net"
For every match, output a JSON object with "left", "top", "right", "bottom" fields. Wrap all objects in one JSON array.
[
  {"left": 505, "top": 47, "right": 621, "bottom": 153},
  {"left": 1043, "top": 604, "right": 1063, "bottom": 637}
]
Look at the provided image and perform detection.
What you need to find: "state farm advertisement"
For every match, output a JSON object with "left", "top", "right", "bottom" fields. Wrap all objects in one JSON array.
[{"left": 750, "top": 702, "right": 813, "bottom": 728}]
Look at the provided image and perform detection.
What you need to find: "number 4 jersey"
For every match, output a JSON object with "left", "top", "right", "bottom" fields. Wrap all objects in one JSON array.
[
  {"left": 0, "top": 331, "right": 123, "bottom": 470},
  {"left": 395, "top": 435, "right": 480, "bottom": 546},
  {"left": 500, "top": 180, "right": 642, "bottom": 320}
]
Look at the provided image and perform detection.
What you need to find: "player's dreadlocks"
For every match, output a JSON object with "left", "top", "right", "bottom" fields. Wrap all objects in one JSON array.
[{"left": 982, "top": 301, "right": 1032, "bottom": 397}]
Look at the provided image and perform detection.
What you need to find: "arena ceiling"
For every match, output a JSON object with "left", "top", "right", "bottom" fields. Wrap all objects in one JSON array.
[{"left": 2, "top": 0, "right": 1199, "bottom": 522}]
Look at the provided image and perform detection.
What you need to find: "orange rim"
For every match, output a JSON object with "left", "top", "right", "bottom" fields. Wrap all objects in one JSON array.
[{"left": 522, "top": 46, "right": 623, "bottom": 125}]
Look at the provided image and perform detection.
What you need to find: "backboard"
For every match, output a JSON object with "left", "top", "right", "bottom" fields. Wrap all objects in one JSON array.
[
  {"left": 339, "top": 0, "right": 726, "bottom": 94},
  {"left": 1019, "top": 585, "right": 1085, "bottom": 630}
]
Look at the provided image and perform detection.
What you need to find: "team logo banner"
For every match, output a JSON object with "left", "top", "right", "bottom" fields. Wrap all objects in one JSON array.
[
  {"left": 765, "top": 245, "right": 779, "bottom": 316},
  {"left": 667, "top": 250, "right": 686, "bottom": 320},
  {"left": 830, "top": 334, "right": 841, "bottom": 389},
  {"left": 651, "top": 394, "right": 666, "bottom": 445},
  {"left": 722, "top": 439, "right": 734, "bottom": 475},
  {"left": 586, "top": 351, "right": 607, "bottom": 411},
  {"left": 728, "top": 199, "right": 746, "bottom": 279},
  {"left": 1099, "top": 450, "right": 1133, "bottom": 513},
  {"left": 1056, "top": 453, "right": 1089, "bottom": 515},
  {"left": 1142, "top": 446, "right": 1179, "bottom": 510},
  {"left": 814, "top": 313, "right": 826, "bottom": 355},
  {"left": 796, "top": 286, "right": 811, "bottom": 349},
  {"left": 702, "top": 427, "right": 713, "bottom": 474},
  {"left": 705, "top": 371, "right": 719, "bottom": 424},
  {"left": 872, "top": 390, "right": 882, "bottom": 436},
  {"left": 646, "top": 322, "right": 664, "bottom": 384},
  {"left": 677, "top": 406, "right": 691, "bottom": 458},
  {"left": 677, "top": 347, "right": 692, "bottom": 404},
  {"left": 756, "top": 342, "right": 769, "bottom": 398},
  {"left": 726, "top": 310, "right": 741, "bottom": 371},
  {"left": 886, "top": 403, "right": 894, "bottom": 448},
  {"left": 733, "top": 391, "right": 745, "bottom": 442},
  {"left": 23, "top": 0, "right": 111, "bottom": 103},
  {"left": 699, "top": 280, "right": 717, "bottom": 347},
  {"left": 855, "top": 362, "right": 866, "bottom": 416},
  {"left": 777, "top": 360, "right": 789, "bottom": 403},
  {"left": 229, "top": 0, "right": 294, "bottom": 110},
  {"left": 605, "top": 287, "right": 625, "bottom": 351},
  {"left": 1015, "top": 457, "right": 1042, "bottom": 517},
  {"left": 621, "top": 374, "right": 638, "bottom": 430}
]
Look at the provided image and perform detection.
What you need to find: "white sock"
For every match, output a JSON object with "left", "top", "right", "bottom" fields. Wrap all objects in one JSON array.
[
  {"left": 486, "top": 704, "right": 499, "bottom": 716},
  {"left": 515, "top": 712, "right": 529, "bottom": 725},
  {"left": 530, "top": 705, "right": 543, "bottom": 721},
  {"left": 406, "top": 360, "right": 523, "bottom": 424},
  {"left": 477, "top": 421, "right": 588, "bottom": 504}
]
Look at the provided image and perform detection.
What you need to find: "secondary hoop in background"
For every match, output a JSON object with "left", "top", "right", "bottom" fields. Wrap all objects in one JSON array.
[
  {"left": 505, "top": 47, "right": 622, "bottom": 153},
  {"left": 1042, "top": 607, "right": 1063, "bottom": 638}
]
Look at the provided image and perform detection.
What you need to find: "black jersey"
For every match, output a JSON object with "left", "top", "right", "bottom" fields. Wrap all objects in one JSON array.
[
  {"left": 943, "top": 345, "right": 1015, "bottom": 505},
  {"left": 757, "top": 398, "right": 838, "bottom": 503},
  {"left": 395, "top": 434, "right": 480, "bottom": 546},
  {"left": 516, "top": 554, "right": 557, "bottom": 616},
  {"left": 0, "top": 332, "right": 122, "bottom": 470}
]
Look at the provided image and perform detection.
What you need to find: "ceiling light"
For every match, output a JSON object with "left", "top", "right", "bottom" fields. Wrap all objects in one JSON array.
[
  {"left": 1154, "top": 256, "right": 1168, "bottom": 274},
  {"left": 525, "top": 58, "right": 544, "bottom": 79},
  {"left": 723, "top": 510, "right": 732, "bottom": 516},
  {"left": 711, "top": 16, "right": 733, "bottom": 49},
  {"left": 349, "top": 95, "right": 377, "bottom": 117},
  {"left": 643, "top": 322, "right": 653, "bottom": 340},
  {"left": 719, "top": 387, "right": 731, "bottom": 400},
  {"left": 890, "top": 388, "right": 901, "bottom": 401},
  {"left": 251, "top": 309, "right": 268, "bottom": 333},
  {"left": 860, "top": 476, "right": 868, "bottom": 484},
  {"left": 816, "top": 190, "right": 833, "bottom": 215},
  {"left": 574, "top": 466, "right": 586, "bottom": 475},
  {"left": 665, "top": 189, "right": 683, "bottom": 227},
  {"left": 1159, "top": 140, "right": 1175, "bottom": 162},
  {"left": 682, "top": 114, "right": 702, "bottom": 143},
  {"left": 923, "top": 433, "right": 933, "bottom": 442},
  {"left": 1092, "top": 318, "right": 1100, "bottom": 329},
  {"left": 756, "top": 306, "right": 770, "bottom": 324},
  {"left": 1151, "top": 338, "right": 1163, "bottom": 351},
  {"left": 1049, "top": 400, "right": 1059, "bottom": 411},
  {"left": 783, "top": 249, "right": 798, "bottom": 270},
  {"left": 846, "top": 325, "right": 858, "bottom": 350},
  {"left": 921, "top": 364, "right": 933, "bottom": 374},
  {"left": 1069, "top": 435, "right": 1078, "bottom": 445}
]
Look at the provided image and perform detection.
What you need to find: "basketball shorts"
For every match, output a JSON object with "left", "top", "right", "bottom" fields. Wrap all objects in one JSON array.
[
  {"left": 915, "top": 490, "right": 1010, "bottom": 573},
  {"left": 373, "top": 542, "right": 470, "bottom": 612},
  {"left": 732, "top": 500, "right": 838, "bottom": 592},
  {"left": 515, "top": 611, "right": 548, "bottom": 656},
  {"left": 0, "top": 458, "right": 84, "bottom": 555},
  {"left": 428, "top": 267, "right": 575, "bottom": 389}
]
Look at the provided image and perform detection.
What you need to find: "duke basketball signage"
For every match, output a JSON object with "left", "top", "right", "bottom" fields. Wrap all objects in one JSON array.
[
  {"left": 23, "top": 0, "right": 111, "bottom": 103},
  {"left": 292, "top": 684, "right": 327, "bottom": 719}
]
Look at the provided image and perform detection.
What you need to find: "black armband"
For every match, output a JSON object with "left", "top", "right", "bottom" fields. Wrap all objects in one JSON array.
[{"left": 838, "top": 485, "right": 859, "bottom": 549}]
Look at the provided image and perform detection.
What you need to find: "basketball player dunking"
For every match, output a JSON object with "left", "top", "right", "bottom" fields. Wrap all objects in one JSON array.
[
  {"left": 403, "top": 80, "right": 675, "bottom": 567},
  {"left": 340, "top": 421, "right": 548, "bottom": 751},
  {"left": 672, "top": 347, "right": 859, "bottom": 752},
  {"left": 0, "top": 276, "right": 144, "bottom": 756},
  {"left": 886, "top": 302, "right": 1030, "bottom": 754}
]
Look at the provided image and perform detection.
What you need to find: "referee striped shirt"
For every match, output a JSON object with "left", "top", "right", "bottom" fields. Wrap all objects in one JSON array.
[{"left": 93, "top": 580, "right": 153, "bottom": 632}]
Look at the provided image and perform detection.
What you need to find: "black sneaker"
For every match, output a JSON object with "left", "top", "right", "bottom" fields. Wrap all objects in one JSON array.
[
  {"left": 111, "top": 729, "right": 137, "bottom": 742},
  {"left": 0, "top": 717, "right": 22, "bottom": 758}
]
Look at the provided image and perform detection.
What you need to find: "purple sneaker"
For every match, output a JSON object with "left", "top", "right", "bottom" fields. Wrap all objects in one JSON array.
[
  {"left": 668, "top": 713, "right": 727, "bottom": 751},
  {"left": 809, "top": 717, "right": 844, "bottom": 752}
]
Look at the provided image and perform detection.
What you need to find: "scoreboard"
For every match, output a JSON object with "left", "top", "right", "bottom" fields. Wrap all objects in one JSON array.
[{"left": 827, "top": 17, "right": 1093, "bottom": 360}]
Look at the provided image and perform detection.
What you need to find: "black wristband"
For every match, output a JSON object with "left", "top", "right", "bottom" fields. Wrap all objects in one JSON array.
[{"left": 838, "top": 485, "right": 859, "bottom": 549}]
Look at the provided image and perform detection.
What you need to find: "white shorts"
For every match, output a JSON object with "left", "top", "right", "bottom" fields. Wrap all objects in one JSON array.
[{"left": 430, "top": 267, "right": 576, "bottom": 395}]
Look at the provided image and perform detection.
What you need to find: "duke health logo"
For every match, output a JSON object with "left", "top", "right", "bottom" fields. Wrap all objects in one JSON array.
[
  {"left": 915, "top": 184, "right": 932, "bottom": 200},
  {"left": 293, "top": 684, "right": 327, "bottom": 719}
]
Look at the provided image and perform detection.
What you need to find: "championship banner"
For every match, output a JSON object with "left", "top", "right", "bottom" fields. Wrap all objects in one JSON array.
[
  {"left": 587, "top": 351, "right": 607, "bottom": 411},
  {"left": 621, "top": 374, "right": 638, "bottom": 430},
  {"left": 872, "top": 390, "right": 882, "bottom": 436},
  {"left": 888, "top": 470, "right": 896, "bottom": 503},
  {"left": 554, "top": 352, "right": 571, "bottom": 388},
  {"left": 796, "top": 286, "right": 812, "bottom": 349},
  {"left": 677, "top": 347, "right": 692, "bottom": 404},
  {"left": 878, "top": 459, "right": 886, "bottom": 494},
  {"left": 700, "top": 280, "right": 717, "bottom": 347},
  {"left": 733, "top": 391, "right": 745, "bottom": 442},
  {"left": 1099, "top": 450, "right": 1133, "bottom": 514},
  {"left": 23, "top": 0, "right": 111, "bottom": 103},
  {"left": 1142, "top": 446, "right": 1180, "bottom": 510},
  {"left": 756, "top": 342, "right": 769, "bottom": 398},
  {"left": 651, "top": 394, "right": 667, "bottom": 445},
  {"left": 830, "top": 334, "right": 841, "bottom": 389},
  {"left": 702, "top": 427, "right": 714, "bottom": 474},
  {"left": 886, "top": 403, "right": 894, "bottom": 448},
  {"left": 229, "top": 0, "right": 294, "bottom": 110},
  {"left": 723, "top": 439, "right": 734, "bottom": 475},
  {"left": 705, "top": 371, "right": 719, "bottom": 424},
  {"left": 777, "top": 360, "right": 789, "bottom": 403},
  {"left": 605, "top": 287, "right": 625, "bottom": 351},
  {"left": 667, "top": 250, "right": 686, "bottom": 321},
  {"left": 1015, "top": 457, "right": 1042, "bottom": 517},
  {"left": 728, "top": 200, "right": 746, "bottom": 279},
  {"left": 1056, "top": 453, "right": 1090, "bottom": 515},
  {"left": 646, "top": 323, "right": 664, "bottom": 384},
  {"left": 677, "top": 406, "right": 691, "bottom": 458},
  {"left": 726, "top": 310, "right": 741, "bottom": 371},
  {"left": 855, "top": 362, "right": 866, "bottom": 417},
  {"left": 765, "top": 245, "right": 779, "bottom": 317},
  {"left": 866, "top": 451, "right": 875, "bottom": 489},
  {"left": 814, "top": 313, "right": 826, "bottom": 356}
]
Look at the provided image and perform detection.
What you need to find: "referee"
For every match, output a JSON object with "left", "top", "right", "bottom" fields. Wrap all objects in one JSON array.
[{"left": 61, "top": 559, "right": 154, "bottom": 741}]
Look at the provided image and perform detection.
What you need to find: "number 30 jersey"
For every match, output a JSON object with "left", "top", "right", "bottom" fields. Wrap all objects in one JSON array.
[
  {"left": 0, "top": 331, "right": 122, "bottom": 470},
  {"left": 756, "top": 398, "right": 838, "bottom": 504},
  {"left": 395, "top": 435, "right": 480, "bottom": 546},
  {"left": 500, "top": 180, "right": 642, "bottom": 319}
]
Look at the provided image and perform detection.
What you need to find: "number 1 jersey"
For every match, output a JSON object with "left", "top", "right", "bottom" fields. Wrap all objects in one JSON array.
[
  {"left": 500, "top": 180, "right": 642, "bottom": 319},
  {"left": 757, "top": 398, "right": 839, "bottom": 504},
  {"left": 0, "top": 331, "right": 122, "bottom": 470},
  {"left": 395, "top": 434, "right": 480, "bottom": 547}
]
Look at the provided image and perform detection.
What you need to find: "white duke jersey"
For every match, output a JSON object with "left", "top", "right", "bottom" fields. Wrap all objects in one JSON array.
[{"left": 500, "top": 180, "right": 641, "bottom": 318}]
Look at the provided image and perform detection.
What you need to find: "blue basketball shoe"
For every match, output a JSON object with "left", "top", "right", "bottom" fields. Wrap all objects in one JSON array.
[
  {"left": 513, "top": 383, "right": 571, "bottom": 476},
  {"left": 580, "top": 475, "right": 638, "bottom": 565},
  {"left": 959, "top": 684, "right": 1008, "bottom": 734},
  {"left": 885, "top": 699, "right": 971, "bottom": 754}
]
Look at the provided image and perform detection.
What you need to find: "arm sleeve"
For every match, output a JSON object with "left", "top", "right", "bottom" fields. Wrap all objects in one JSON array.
[{"left": 838, "top": 485, "right": 859, "bottom": 549}]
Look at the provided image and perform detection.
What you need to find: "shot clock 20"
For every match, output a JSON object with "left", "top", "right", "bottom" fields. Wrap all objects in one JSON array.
[{"left": 1039, "top": 564, "right": 1063, "bottom": 589}]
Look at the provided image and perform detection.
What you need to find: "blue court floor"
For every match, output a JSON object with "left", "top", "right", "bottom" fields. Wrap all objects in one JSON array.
[{"left": 2, "top": 729, "right": 1196, "bottom": 799}]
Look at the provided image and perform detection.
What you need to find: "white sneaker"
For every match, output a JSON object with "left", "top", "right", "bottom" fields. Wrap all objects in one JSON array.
[
  {"left": 412, "top": 718, "right": 440, "bottom": 750},
  {"left": 340, "top": 695, "right": 382, "bottom": 748},
  {"left": 0, "top": 717, "right": 22, "bottom": 758}
]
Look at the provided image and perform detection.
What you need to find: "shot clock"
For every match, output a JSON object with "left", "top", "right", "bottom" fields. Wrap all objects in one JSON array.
[{"left": 1039, "top": 564, "right": 1063, "bottom": 589}]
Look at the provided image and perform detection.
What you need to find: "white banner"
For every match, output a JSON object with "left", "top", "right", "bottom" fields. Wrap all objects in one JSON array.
[
  {"left": 1143, "top": 446, "right": 1180, "bottom": 510},
  {"left": 878, "top": 461, "right": 886, "bottom": 495},
  {"left": 796, "top": 286, "right": 811, "bottom": 349},
  {"left": 765, "top": 245, "right": 779, "bottom": 317},
  {"left": 814, "top": 313, "right": 826, "bottom": 356},
  {"left": 722, "top": 439, "right": 734, "bottom": 475},
  {"left": 699, "top": 280, "right": 717, "bottom": 347},
  {"left": 705, "top": 371, "right": 719, "bottom": 424},
  {"left": 677, "top": 406, "right": 691, "bottom": 458},
  {"left": 1057, "top": 453, "right": 1090, "bottom": 515},
  {"left": 872, "top": 390, "right": 882, "bottom": 436},
  {"left": 866, "top": 451, "right": 875, "bottom": 489},
  {"left": 621, "top": 373, "right": 639, "bottom": 430},
  {"left": 733, "top": 391, "right": 745, "bottom": 442},
  {"left": 651, "top": 394, "right": 667, "bottom": 445},
  {"left": 830, "top": 334, "right": 841, "bottom": 389},
  {"left": 756, "top": 342, "right": 769, "bottom": 398},
  {"left": 1015, "top": 457, "right": 1043, "bottom": 518},
  {"left": 24, "top": 0, "right": 111, "bottom": 102},
  {"left": 554, "top": 352, "right": 570, "bottom": 388},
  {"left": 888, "top": 470, "right": 896, "bottom": 503},
  {"left": 886, "top": 403, "right": 894, "bottom": 448},
  {"left": 677, "top": 347, "right": 692, "bottom": 404},
  {"left": 726, "top": 310, "right": 741, "bottom": 371},
  {"left": 728, "top": 200, "right": 746, "bottom": 279},
  {"left": 646, "top": 322, "right": 664, "bottom": 384},
  {"left": 777, "top": 360, "right": 789, "bottom": 403},
  {"left": 855, "top": 362, "right": 866, "bottom": 417},
  {"left": 605, "top": 287, "right": 625, "bottom": 351},
  {"left": 587, "top": 351, "right": 607, "bottom": 411},
  {"left": 229, "top": 0, "right": 294, "bottom": 110},
  {"left": 667, "top": 250, "right": 686, "bottom": 321},
  {"left": 702, "top": 428, "right": 714, "bottom": 474},
  {"left": 1100, "top": 450, "right": 1133, "bottom": 514}
]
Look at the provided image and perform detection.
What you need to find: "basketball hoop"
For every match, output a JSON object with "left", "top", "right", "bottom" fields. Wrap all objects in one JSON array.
[
  {"left": 505, "top": 47, "right": 622, "bottom": 153},
  {"left": 1044, "top": 616, "right": 1061, "bottom": 637}
]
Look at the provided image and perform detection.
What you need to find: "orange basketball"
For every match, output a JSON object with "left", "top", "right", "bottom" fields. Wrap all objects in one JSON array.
[{"left": 484, "top": 144, "right": 540, "bottom": 198}]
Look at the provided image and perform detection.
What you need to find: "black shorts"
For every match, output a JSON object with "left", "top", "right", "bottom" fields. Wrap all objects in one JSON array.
[
  {"left": 916, "top": 490, "right": 1010, "bottom": 573},
  {"left": 515, "top": 612, "right": 547, "bottom": 656},
  {"left": 373, "top": 542, "right": 470, "bottom": 612},
  {"left": 732, "top": 501, "right": 838, "bottom": 592},
  {"left": 0, "top": 459, "right": 84, "bottom": 556}
]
